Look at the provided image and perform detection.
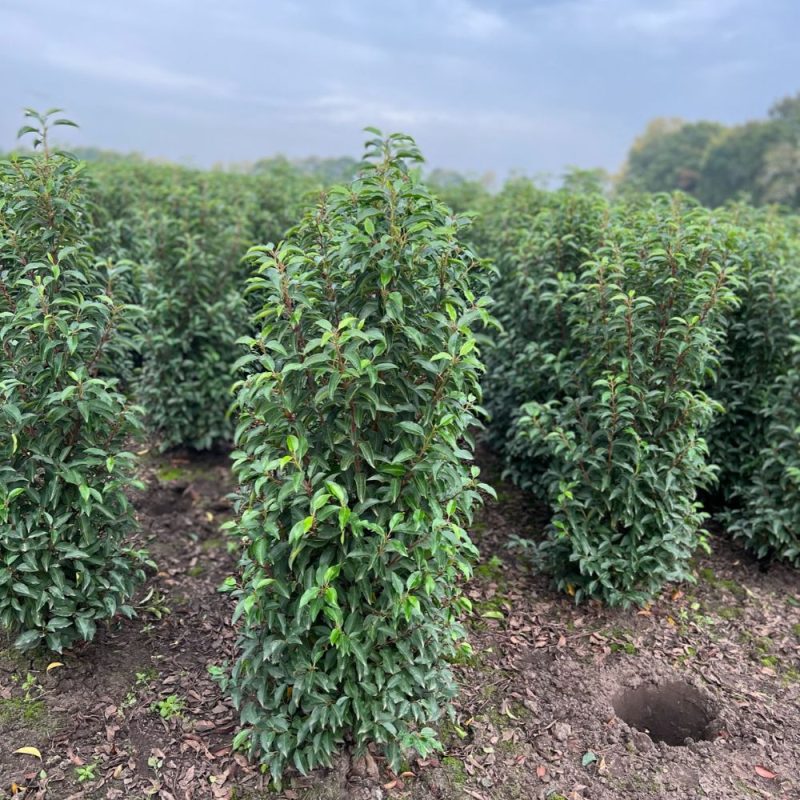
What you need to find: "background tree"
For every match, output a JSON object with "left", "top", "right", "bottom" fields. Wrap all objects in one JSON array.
[
  {"left": 619, "top": 91, "right": 800, "bottom": 209},
  {"left": 619, "top": 118, "right": 723, "bottom": 195}
]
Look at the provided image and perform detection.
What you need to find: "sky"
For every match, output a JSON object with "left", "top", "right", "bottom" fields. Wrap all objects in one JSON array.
[{"left": 1, "top": 0, "right": 798, "bottom": 179}]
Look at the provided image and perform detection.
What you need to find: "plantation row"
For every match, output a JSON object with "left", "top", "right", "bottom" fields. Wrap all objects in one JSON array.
[{"left": 1, "top": 111, "right": 798, "bottom": 783}]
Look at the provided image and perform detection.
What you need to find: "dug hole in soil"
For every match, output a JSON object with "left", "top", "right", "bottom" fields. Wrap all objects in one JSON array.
[
  {"left": 0, "top": 444, "right": 798, "bottom": 799},
  {"left": 611, "top": 680, "right": 719, "bottom": 747}
]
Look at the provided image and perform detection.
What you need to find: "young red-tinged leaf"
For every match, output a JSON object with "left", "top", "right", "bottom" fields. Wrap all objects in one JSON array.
[{"left": 754, "top": 766, "right": 777, "bottom": 779}]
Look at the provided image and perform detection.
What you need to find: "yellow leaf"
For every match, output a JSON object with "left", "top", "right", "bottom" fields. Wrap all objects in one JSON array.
[
  {"left": 666, "top": 615, "right": 677, "bottom": 627},
  {"left": 205, "top": 512, "right": 214, "bottom": 522},
  {"left": 14, "top": 746, "right": 42, "bottom": 760},
  {"left": 46, "top": 662, "right": 64, "bottom": 672},
  {"left": 566, "top": 584, "right": 575, "bottom": 597}
]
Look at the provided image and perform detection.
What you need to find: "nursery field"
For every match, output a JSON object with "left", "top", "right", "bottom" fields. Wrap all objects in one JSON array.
[
  {"left": 0, "top": 448, "right": 798, "bottom": 799},
  {"left": 1, "top": 110, "right": 800, "bottom": 800}
]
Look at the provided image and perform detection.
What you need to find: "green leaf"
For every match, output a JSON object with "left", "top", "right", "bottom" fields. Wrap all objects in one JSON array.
[
  {"left": 14, "top": 630, "right": 42, "bottom": 651},
  {"left": 298, "top": 587, "right": 319, "bottom": 609}
]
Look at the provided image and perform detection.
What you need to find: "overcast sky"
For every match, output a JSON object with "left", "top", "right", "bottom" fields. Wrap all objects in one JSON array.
[{"left": 1, "top": 0, "right": 798, "bottom": 178}]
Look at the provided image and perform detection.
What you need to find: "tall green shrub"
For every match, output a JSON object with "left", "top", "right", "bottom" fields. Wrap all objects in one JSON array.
[
  {"left": 710, "top": 206, "right": 800, "bottom": 499},
  {"left": 0, "top": 110, "right": 146, "bottom": 652},
  {"left": 495, "top": 194, "right": 743, "bottom": 605},
  {"left": 224, "top": 131, "right": 493, "bottom": 783},
  {"left": 725, "top": 336, "right": 800, "bottom": 564},
  {"left": 482, "top": 187, "right": 607, "bottom": 477},
  {"left": 700, "top": 205, "right": 800, "bottom": 565},
  {"left": 138, "top": 223, "right": 246, "bottom": 450}
]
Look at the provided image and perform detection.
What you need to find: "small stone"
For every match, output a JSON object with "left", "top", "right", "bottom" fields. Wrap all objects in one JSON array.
[
  {"left": 632, "top": 731, "right": 654, "bottom": 752},
  {"left": 553, "top": 722, "right": 572, "bottom": 742}
]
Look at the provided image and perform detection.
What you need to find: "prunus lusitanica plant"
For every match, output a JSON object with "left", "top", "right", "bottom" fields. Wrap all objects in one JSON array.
[
  {"left": 223, "top": 131, "right": 494, "bottom": 783},
  {"left": 726, "top": 336, "right": 800, "bottom": 564},
  {"left": 86, "top": 159, "right": 317, "bottom": 451},
  {"left": 0, "top": 110, "right": 147, "bottom": 652},
  {"left": 480, "top": 186, "right": 606, "bottom": 477},
  {"left": 713, "top": 209, "right": 800, "bottom": 564},
  {"left": 137, "top": 223, "right": 246, "bottom": 451},
  {"left": 710, "top": 207, "right": 800, "bottom": 500},
  {"left": 487, "top": 191, "right": 743, "bottom": 605}
]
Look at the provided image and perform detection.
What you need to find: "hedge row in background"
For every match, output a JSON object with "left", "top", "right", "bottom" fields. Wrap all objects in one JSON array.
[
  {"left": 714, "top": 207, "right": 800, "bottom": 564},
  {"left": 87, "top": 159, "right": 319, "bottom": 450}
]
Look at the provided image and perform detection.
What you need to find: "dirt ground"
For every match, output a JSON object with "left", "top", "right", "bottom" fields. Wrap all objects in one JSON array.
[{"left": 1, "top": 447, "right": 798, "bottom": 800}]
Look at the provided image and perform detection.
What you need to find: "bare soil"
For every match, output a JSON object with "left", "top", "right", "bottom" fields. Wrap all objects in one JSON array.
[{"left": 1, "top": 446, "right": 798, "bottom": 800}]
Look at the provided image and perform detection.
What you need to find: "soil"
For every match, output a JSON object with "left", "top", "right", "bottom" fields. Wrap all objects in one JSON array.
[{"left": 1, "top": 445, "right": 798, "bottom": 800}]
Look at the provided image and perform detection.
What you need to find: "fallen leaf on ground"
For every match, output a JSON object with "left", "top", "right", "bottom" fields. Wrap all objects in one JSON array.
[
  {"left": 755, "top": 765, "right": 777, "bottom": 779},
  {"left": 13, "top": 747, "right": 42, "bottom": 760}
]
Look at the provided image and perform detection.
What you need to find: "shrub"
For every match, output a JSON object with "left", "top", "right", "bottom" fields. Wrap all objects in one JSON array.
[
  {"left": 710, "top": 206, "right": 800, "bottom": 500},
  {"left": 701, "top": 205, "right": 800, "bottom": 565},
  {"left": 224, "top": 131, "right": 493, "bottom": 783},
  {"left": 0, "top": 110, "right": 147, "bottom": 652},
  {"left": 137, "top": 223, "right": 246, "bottom": 451},
  {"left": 708, "top": 209, "right": 800, "bottom": 567},
  {"left": 724, "top": 336, "right": 800, "bottom": 564},
  {"left": 481, "top": 187, "right": 607, "bottom": 476},
  {"left": 87, "top": 161, "right": 318, "bottom": 450},
  {"left": 494, "top": 194, "right": 743, "bottom": 605}
]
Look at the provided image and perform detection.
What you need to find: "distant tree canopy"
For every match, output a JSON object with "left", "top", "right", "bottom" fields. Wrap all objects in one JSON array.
[
  {"left": 621, "top": 118, "right": 724, "bottom": 195},
  {"left": 250, "top": 155, "right": 360, "bottom": 184},
  {"left": 619, "top": 92, "right": 800, "bottom": 209}
]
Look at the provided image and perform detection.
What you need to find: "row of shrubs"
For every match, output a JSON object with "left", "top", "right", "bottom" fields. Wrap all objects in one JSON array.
[
  {"left": 87, "top": 150, "right": 319, "bottom": 450},
  {"left": 478, "top": 182, "right": 800, "bottom": 604},
  {"left": 1, "top": 112, "right": 798, "bottom": 783}
]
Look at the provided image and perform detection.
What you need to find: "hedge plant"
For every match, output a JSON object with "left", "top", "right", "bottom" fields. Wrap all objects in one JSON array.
[
  {"left": 725, "top": 336, "right": 800, "bottom": 564},
  {"left": 481, "top": 186, "right": 607, "bottom": 476},
  {"left": 87, "top": 161, "right": 305, "bottom": 450},
  {"left": 224, "top": 131, "right": 493, "bottom": 783},
  {"left": 705, "top": 206, "right": 800, "bottom": 564},
  {"left": 137, "top": 219, "right": 246, "bottom": 450},
  {"left": 710, "top": 206, "right": 800, "bottom": 499},
  {"left": 492, "top": 193, "right": 743, "bottom": 605},
  {"left": 0, "top": 110, "right": 147, "bottom": 652}
]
